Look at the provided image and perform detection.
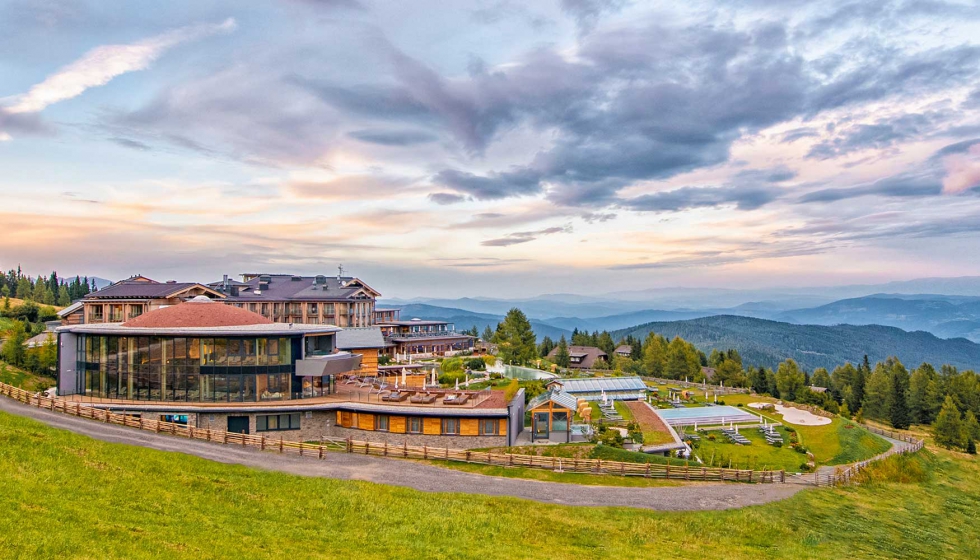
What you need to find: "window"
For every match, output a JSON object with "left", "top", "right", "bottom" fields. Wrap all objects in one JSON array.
[
  {"left": 408, "top": 417, "right": 423, "bottom": 434},
  {"left": 308, "top": 303, "right": 318, "bottom": 315},
  {"left": 108, "top": 304, "right": 124, "bottom": 322},
  {"left": 89, "top": 305, "right": 104, "bottom": 322},
  {"left": 257, "top": 413, "right": 301, "bottom": 432},
  {"left": 375, "top": 415, "right": 390, "bottom": 432},
  {"left": 128, "top": 304, "right": 144, "bottom": 319},
  {"left": 441, "top": 418, "right": 460, "bottom": 435},
  {"left": 479, "top": 419, "right": 499, "bottom": 436}
]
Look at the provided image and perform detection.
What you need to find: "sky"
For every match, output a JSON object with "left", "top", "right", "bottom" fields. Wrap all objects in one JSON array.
[{"left": 1, "top": 0, "right": 980, "bottom": 299}]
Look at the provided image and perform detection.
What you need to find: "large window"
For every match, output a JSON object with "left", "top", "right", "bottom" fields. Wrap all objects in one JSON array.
[
  {"left": 441, "top": 418, "right": 460, "bottom": 435},
  {"left": 257, "top": 413, "right": 301, "bottom": 432},
  {"left": 375, "top": 415, "right": 390, "bottom": 432},
  {"left": 408, "top": 417, "right": 423, "bottom": 434},
  {"left": 479, "top": 419, "right": 499, "bottom": 436}
]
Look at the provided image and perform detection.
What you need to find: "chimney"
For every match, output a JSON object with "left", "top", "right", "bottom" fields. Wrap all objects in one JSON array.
[{"left": 222, "top": 274, "right": 229, "bottom": 292}]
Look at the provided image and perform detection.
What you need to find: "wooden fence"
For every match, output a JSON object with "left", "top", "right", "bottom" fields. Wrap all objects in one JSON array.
[{"left": 0, "top": 381, "right": 785, "bottom": 484}]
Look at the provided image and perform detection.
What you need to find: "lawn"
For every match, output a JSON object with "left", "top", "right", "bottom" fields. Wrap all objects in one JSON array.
[
  {"left": 705, "top": 394, "right": 891, "bottom": 467},
  {"left": 0, "top": 410, "right": 978, "bottom": 559},
  {"left": 425, "top": 460, "right": 681, "bottom": 488},
  {"left": 693, "top": 426, "right": 806, "bottom": 472},
  {"left": 0, "top": 361, "right": 55, "bottom": 393}
]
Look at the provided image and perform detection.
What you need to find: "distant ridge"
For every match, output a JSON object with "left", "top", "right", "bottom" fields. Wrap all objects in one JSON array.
[{"left": 611, "top": 315, "right": 980, "bottom": 372}]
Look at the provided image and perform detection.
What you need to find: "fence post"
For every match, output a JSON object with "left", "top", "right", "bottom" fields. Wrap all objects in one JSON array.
[
  {"left": 423, "top": 445, "right": 427, "bottom": 460},
  {"left": 279, "top": 436, "right": 284, "bottom": 453},
  {"left": 319, "top": 445, "right": 324, "bottom": 460},
  {"left": 261, "top": 436, "right": 266, "bottom": 451},
  {"left": 347, "top": 437, "right": 352, "bottom": 453}
]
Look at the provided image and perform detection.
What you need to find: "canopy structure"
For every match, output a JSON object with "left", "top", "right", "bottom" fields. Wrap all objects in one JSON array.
[{"left": 546, "top": 376, "right": 647, "bottom": 401}]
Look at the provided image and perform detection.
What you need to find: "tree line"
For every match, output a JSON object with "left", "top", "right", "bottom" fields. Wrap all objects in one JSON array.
[
  {"left": 0, "top": 266, "right": 97, "bottom": 306},
  {"left": 480, "top": 309, "right": 980, "bottom": 453}
]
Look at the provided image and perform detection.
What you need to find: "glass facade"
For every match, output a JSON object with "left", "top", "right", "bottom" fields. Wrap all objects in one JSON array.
[{"left": 74, "top": 334, "right": 334, "bottom": 403}]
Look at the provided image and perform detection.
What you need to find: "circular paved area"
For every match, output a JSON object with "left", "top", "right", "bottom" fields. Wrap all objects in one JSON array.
[{"left": 0, "top": 396, "right": 808, "bottom": 511}]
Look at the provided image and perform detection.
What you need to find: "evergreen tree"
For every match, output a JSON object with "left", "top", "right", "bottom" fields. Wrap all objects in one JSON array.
[
  {"left": 908, "top": 363, "right": 939, "bottom": 425},
  {"left": 811, "top": 367, "right": 831, "bottom": 388},
  {"left": 481, "top": 325, "right": 494, "bottom": 342},
  {"left": 596, "top": 331, "right": 615, "bottom": 356},
  {"left": 642, "top": 333, "right": 667, "bottom": 377},
  {"left": 494, "top": 308, "right": 537, "bottom": 366},
  {"left": 889, "top": 360, "right": 911, "bottom": 429},
  {"left": 57, "top": 285, "right": 70, "bottom": 306},
  {"left": 963, "top": 410, "right": 980, "bottom": 445},
  {"left": 554, "top": 336, "right": 570, "bottom": 368},
  {"left": 665, "top": 337, "right": 691, "bottom": 379},
  {"left": 775, "top": 359, "right": 806, "bottom": 401},
  {"left": 538, "top": 336, "right": 555, "bottom": 358},
  {"left": 934, "top": 396, "right": 964, "bottom": 449},
  {"left": 862, "top": 363, "right": 892, "bottom": 422},
  {"left": 749, "top": 366, "right": 769, "bottom": 394},
  {"left": 0, "top": 320, "right": 28, "bottom": 366},
  {"left": 839, "top": 401, "right": 851, "bottom": 419}
]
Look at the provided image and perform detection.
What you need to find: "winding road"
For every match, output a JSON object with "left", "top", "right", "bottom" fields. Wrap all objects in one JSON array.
[{"left": 0, "top": 396, "right": 813, "bottom": 511}]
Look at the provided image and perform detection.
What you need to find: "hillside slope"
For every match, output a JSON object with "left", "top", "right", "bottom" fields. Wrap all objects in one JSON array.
[{"left": 612, "top": 315, "right": 980, "bottom": 371}]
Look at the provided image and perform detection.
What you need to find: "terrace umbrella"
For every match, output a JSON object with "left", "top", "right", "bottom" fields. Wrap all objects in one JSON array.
[
  {"left": 455, "top": 378, "right": 459, "bottom": 390},
  {"left": 402, "top": 369, "right": 407, "bottom": 386}
]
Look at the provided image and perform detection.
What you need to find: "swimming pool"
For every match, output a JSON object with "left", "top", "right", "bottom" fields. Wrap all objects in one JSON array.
[{"left": 654, "top": 405, "right": 759, "bottom": 426}]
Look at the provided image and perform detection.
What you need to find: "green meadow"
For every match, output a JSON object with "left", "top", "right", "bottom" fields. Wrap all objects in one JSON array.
[{"left": 1, "top": 411, "right": 978, "bottom": 559}]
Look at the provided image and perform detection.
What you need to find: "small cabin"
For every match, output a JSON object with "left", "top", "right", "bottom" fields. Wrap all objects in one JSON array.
[{"left": 527, "top": 388, "right": 578, "bottom": 443}]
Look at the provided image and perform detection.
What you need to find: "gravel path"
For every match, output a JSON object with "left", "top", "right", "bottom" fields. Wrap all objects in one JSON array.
[{"left": 0, "top": 397, "right": 806, "bottom": 511}]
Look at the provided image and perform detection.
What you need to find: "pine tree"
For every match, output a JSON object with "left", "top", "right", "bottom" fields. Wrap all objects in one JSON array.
[
  {"left": 555, "top": 335, "right": 570, "bottom": 368},
  {"left": 481, "top": 325, "right": 493, "bottom": 342},
  {"left": 839, "top": 401, "right": 851, "bottom": 419},
  {"left": 963, "top": 410, "right": 980, "bottom": 445},
  {"left": 642, "top": 333, "right": 667, "bottom": 377},
  {"left": 889, "top": 361, "right": 911, "bottom": 429},
  {"left": 775, "top": 359, "right": 806, "bottom": 401},
  {"left": 538, "top": 336, "right": 555, "bottom": 358},
  {"left": 934, "top": 396, "right": 964, "bottom": 449},
  {"left": 494, "top": 308, "right": 537, "bottom": 366},
  {"left": 862, "top": 363, "right": 892, "bottom": 422},
  {"left": 0, "top": 320, "right": 28, "bottom": 366}
]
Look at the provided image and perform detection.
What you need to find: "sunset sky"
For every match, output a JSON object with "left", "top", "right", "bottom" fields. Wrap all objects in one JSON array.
[{"left": 2, "top": 0, "right": 979, "bottom": 298}]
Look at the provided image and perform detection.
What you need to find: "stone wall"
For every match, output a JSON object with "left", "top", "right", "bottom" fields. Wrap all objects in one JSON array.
[{"left": 194, "top": 410, "right": 334, "bottom": 442}]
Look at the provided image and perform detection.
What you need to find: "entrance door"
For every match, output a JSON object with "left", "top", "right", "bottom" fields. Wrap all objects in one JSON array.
[
  {"left": 533, "top": 412, "right": 550, "bottom": 440},
  {"left": 227, "top": 416, "right": 250, "bottom": 434}
]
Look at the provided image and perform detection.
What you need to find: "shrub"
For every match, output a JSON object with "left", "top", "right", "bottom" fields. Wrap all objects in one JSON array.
[
  {"left": 503, "top": 379, "right": 520, "bottom": 402},
  {"left": 464, "top": 357, "right": 486, "bottom": 371}
]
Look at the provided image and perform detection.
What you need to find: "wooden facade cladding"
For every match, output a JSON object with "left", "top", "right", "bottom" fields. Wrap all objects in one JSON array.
[
  {"left": 337, "top": 410, "right": 506, "bottom": 437},
  {"left": 351, "top": 349, "right": 379, "bottom": 376}
]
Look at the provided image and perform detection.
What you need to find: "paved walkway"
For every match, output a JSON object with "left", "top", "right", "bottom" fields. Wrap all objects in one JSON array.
[{"left": 0, "top": 397, "right": 805, "bottom": 511}]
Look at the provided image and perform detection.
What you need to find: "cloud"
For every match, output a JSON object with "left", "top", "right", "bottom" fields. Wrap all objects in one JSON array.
[
  {"left": 807, "top": 111, "right": 951, "bottom": 159},
  {"left": 942, "top": 144, "right": 980, "bottom": 194},
  {"left": 800, "top": 172, "right": 943, "bottom": 203},
  {"left": 481, "top": 225, "right": 572, "bottom": 246},
  {"left": 428, "top": 192, "right": 467, "bottom": 205},
  {"left": 621, "top": 184, "right": 782, "bottom": 212},
  {"left": 348, "top": 128, "right": 438, "bottom": 146},
  {"left": 434, "top": 168, "right": 543, "bottom": 200},
  {"left": 560, "top": 0, "right": 626, "bottom": 35},
  {"left": 3, "top": 18, "right": 236, "bottom": 114},
  {"left": 581, "top": 212, "right": 616, "bottom": 223},
  {"left": 108, "top": 137, "right": 152, "bottom": 151}
]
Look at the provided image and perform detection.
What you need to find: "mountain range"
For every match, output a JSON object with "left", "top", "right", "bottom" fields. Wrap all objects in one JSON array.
[{"left": 379, "top": 279, "right": 980, "bottom": 371}]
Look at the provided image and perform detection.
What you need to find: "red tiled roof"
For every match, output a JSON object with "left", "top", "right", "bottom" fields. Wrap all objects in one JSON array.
[{"left": 123, "top": 298, "right": 273, "bottom": 328}]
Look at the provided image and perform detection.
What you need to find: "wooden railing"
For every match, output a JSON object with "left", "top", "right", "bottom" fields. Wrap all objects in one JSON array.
[{"left": 0, "top": 381, "right": 785, "bottom": 483}]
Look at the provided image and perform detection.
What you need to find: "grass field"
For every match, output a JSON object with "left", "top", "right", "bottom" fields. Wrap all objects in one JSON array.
[
  {"left": 695, "top": 426, "right": 804, "bottom": 471},
  {"left": 0, "top": 410, "right": 978, "bottom": 559},
  {"left": 425, "top": 460, "right": 680, "bottom": 487},
  {"left": 0, "top": 361, "right": 55, "bottom": 393}
]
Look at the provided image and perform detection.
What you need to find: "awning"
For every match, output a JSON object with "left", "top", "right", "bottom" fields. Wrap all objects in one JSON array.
[{"left": 295, "top": 352, "right": 362, "bottom": 377}]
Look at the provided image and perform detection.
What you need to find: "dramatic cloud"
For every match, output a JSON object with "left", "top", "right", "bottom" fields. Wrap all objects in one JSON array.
[
  {"left": 434, "top": 168, "right": 543, "bottom": 200},
  {"left": 3, "top": 18, "right": 235, "bottom": 114}
]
